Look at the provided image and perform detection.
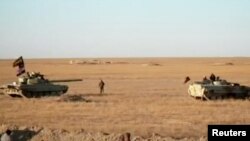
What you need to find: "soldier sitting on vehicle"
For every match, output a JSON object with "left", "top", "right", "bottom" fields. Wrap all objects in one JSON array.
[
  {"left": 202, "top": 76, "right": 211, "bottom": 84},
  {"left": 203, "top": 76, "right": 208, "bottom": 81},
  {"left": 216, "top": 76, "right": 220, "bottom": 81},
  {"left": 209, "top": 73, "right": 216, "bottom": 81}
]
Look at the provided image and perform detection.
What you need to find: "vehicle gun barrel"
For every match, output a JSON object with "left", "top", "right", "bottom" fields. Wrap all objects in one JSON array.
[{"left": 49, "top": 79, "right": 83, "bottom": 83}]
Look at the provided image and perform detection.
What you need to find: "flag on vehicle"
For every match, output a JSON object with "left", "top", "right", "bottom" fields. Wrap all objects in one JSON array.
[
  {"left": 184, "top": 76, "right": 191, "bottom": 84},
  {"left": 13, "top": 56, "right": 25, "bottom": 76}
]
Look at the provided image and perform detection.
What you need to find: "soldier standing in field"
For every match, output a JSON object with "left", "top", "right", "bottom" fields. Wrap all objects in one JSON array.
[{"left": 99, "top": 79, "right": 105, "bottom": 94}]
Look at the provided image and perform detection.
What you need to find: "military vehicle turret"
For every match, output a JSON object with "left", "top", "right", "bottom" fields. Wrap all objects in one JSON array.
[
  {"left": 188, "top": 78, "right": 250, "bottom": 100},
  {"left": 0, "top": 72, "right": 82, "bottom": 98}
]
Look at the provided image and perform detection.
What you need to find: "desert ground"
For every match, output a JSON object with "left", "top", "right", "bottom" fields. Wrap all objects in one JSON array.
[{"left": 0, "top": 58, "right": 250, "bottom": 141}]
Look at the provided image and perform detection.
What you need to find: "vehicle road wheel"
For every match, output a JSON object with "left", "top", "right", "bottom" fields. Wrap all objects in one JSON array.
[
  {"left": 217, "top": 96, "right": 223, "bottom": 100},
  {"left": 210, "top": 96, "right": 217, "bottom": 100}
]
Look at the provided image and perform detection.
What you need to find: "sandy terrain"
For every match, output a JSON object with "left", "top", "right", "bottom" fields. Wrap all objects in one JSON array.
[{"left": 0, "top": 58, "right": 250, "bottom": 140}]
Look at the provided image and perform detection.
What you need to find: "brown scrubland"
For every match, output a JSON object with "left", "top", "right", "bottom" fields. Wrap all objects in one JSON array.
[{"left": 0, "top": 58, "right": 250, "bottom": 141}]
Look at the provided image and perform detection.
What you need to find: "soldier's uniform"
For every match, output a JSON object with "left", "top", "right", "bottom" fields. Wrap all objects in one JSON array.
[
  {"left": 210, "top": 73, "right": 216, "bottom": 81},
  {"left": 99, "top": 80, "right": 105, "bottom": 94}
]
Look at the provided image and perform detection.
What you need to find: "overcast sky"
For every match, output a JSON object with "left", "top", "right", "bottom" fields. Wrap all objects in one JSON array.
[{"left": 0, "top": 0, "right": 250, "bottom": 59}]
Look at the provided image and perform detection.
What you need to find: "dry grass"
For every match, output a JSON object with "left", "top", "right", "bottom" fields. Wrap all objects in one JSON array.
[{"left": 0, "top": 58, "right": 250, "bottom": 140}]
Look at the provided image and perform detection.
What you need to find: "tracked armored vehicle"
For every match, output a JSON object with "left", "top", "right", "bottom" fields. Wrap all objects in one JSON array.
[
  {"left": 188, "top": 79, "right": 250, "bottom": 100},
  {"left": 0, "top": 72, "right": 82, "bottom": 98}
]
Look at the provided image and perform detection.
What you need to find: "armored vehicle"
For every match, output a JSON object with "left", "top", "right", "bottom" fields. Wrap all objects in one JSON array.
[
  {"left": 0, "top": 72, "right": 82, "bottom": 98},
  {"left": 188, "top": 79, "right": 250, "bottom": 100}
]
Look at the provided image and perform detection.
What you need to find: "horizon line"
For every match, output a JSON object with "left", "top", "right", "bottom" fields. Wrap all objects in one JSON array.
[{"left": 0, "top": 56, "right": 250, "bottom": 60}]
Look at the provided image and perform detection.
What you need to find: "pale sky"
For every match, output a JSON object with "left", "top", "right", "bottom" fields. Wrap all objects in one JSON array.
[{"left": 0, "top": 0, "right": 250, "bottom": 58}]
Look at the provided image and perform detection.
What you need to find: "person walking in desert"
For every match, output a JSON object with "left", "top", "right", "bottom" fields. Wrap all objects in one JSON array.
[{"left": 99, "top": 79, "right": 105, "bottom": 94}]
